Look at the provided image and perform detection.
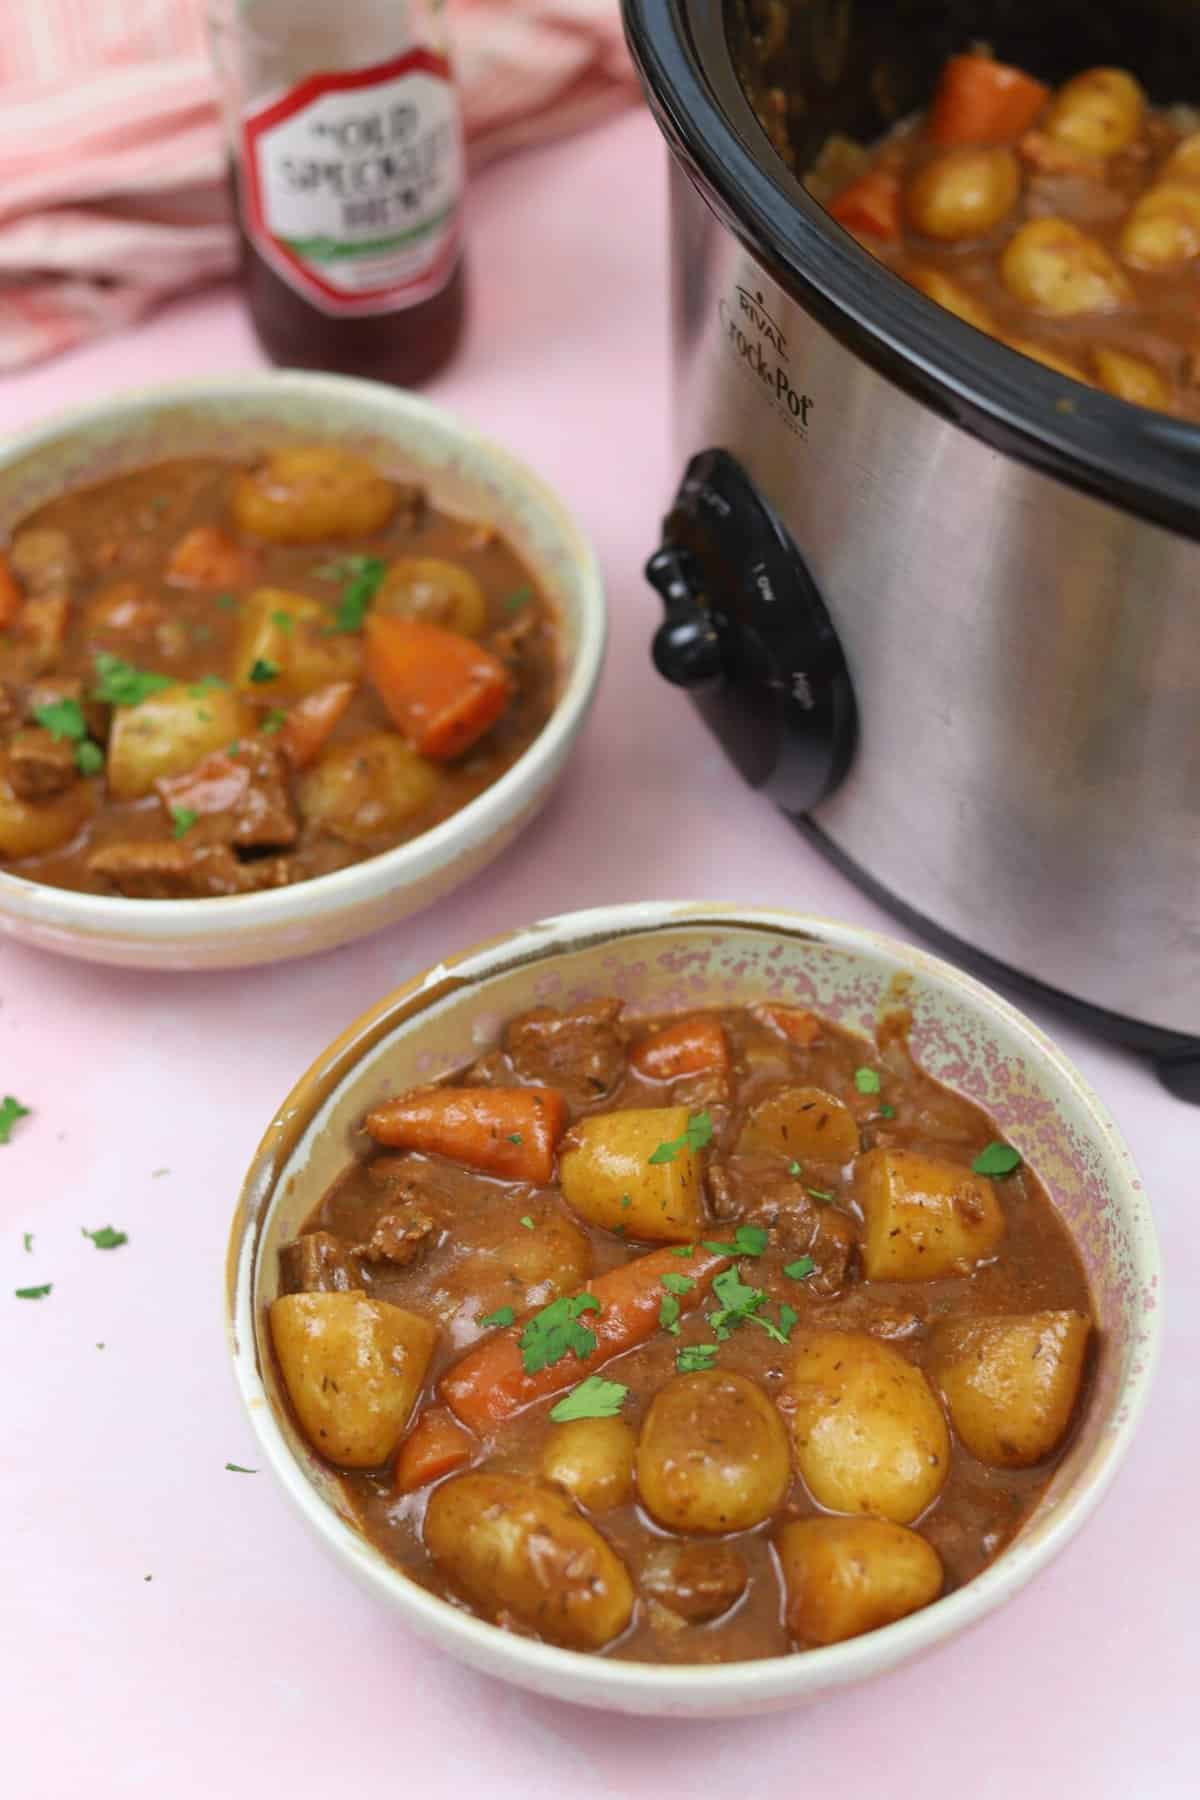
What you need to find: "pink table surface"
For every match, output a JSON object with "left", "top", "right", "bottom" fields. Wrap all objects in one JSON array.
[{"left": 1, "top": 109, "right": 1195, "bottom": 1798}]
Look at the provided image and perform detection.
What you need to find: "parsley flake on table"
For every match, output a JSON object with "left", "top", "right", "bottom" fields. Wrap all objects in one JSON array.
[
  {"left": 972, "top": 1141, "right": 1023, "bottom": 1177},
  {"left": 518, "top": 1292, "right": 601, "bottom": 1375},
  {"left": 225, "top": 1463, "right": 258, "bottom": 1474},
  {"left": 22, "top": 1232, "right": 33, "bottom": 1253},
  {"left": 701, "top": 1223, "right": 769, "bottom": 1259},
  {"left": 783, "top": 1256, "right": 816, "bottom": 1281},
  {"left": 0, "top": 1095, "right": 31, "bottom": 1144},
  {"left": 259, "top": 708, "right": 287, "bottom": 735},
  {"left": 676, "top": 1342, "right": 719, "bottom": 1374},
  {"left": 248, "top": 657, "right": 280, "bottom": 685},
  {"left": 648, "top": 1109, "right": 713, "bottom": 1164},
  {"left": 33, "top": 696, "right": 87, "bottom": 741},
  {"left": 548, "top": 1375, "right": 629, "bottom": 1422},
  {"left": 659, "top": 1294, "right": 682, "bottom": 1335},
  {"left": 478, "top": 1304, "right": 515, "bottom": 1330},
  {"left": 854, "top": 1067, "right": 882, "bottom": 1094},
  {"left": 15, "top": 1283, "right": 51, "bottom": 1300},
  {"left": 171, "top": 806, "right": 199, "bottom": 840},
  {"left": 92, "top": 653, "right": 172, "bottom": 707},
  {"left": 82, "top": 1225, "right": 128, "bottom": 1251},
  {"left": 75, "top": 740, "right": 105, "bottom": 775}
]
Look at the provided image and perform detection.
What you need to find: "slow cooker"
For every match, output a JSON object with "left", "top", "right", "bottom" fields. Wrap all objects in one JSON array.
[{"left": 622, "top": 0, "right": 1200, "bottom": 1100}]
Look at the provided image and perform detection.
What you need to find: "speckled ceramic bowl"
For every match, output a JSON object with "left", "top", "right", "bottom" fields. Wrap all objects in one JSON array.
[
  {"left": 226, "top": 902, "right": 1160, "bottom": 1716},
  {"left": 0, "top": 374, "right": 605, "bottom": 969}
]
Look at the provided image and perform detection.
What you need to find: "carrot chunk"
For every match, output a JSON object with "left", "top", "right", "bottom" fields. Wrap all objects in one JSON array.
[
  {"left": 828, "top": 169, "right": 902, "bottom": 239},
  {"left": 0, "top": 552, "right": 22, "bottom": 628},
  {"left": 751, "top": 1003, "right": 822, "bottom": 1047},
  {"left": 364, "top": 615, "right": 514, "bottom": 761},
  {"left": 440, "top": 1244, "right": 732, "bottom": 1432},
  {"left": 394, "top": 1407, "right": 475, "bottom": 1493},
  {"left": 631, "top": 1015, "right": 730, "bottom": 1080},
  {"left": 364, "top": 1086, "right": 567, "bottom": 1185},
  {"left": 927, "top": 52, "right": 1049, "bottom": 146},
  {"left": 166, "top": 525, "right": 252, "bottom": 589},
  {"left": 279, "top": 680, "right": 356, "bottom": 768}
]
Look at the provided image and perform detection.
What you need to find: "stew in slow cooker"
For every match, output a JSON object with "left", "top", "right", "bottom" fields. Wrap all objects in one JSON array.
[
  {"left": 0, "top": 449, "right": 555, "bottom": 897},
  {"left": 811, "top": 48, "right": 1200, "bottom": 418},
  {"left": 270, "top": 996, "right": 1093, "bottom": 1661}
]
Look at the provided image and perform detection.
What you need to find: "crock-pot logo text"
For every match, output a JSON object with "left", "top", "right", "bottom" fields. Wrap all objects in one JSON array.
[{"left": 719, "top": 286, "right": 813, "bottom": 436}]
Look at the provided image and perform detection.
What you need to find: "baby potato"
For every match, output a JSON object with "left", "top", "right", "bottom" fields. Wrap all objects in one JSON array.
[
  {"left": 1118, "top": 185, "right": 1200, "bottom": 269},
  {"left": 424, "top": 1472, "right": 634, "bottom": 1649},
  {"left": 297, "top": 731, "right": 437, "bottom": 847},
  {"left": 232, "top": 446, "right": 397, "bottom": 543},
  {"left": 234, "top": 588, "right": 363, "bottom": 698},
  {"left": 1005, "top": 337, "right": 1090, "bottom": 380},
  {"left": 1091, "top": 346, "right": 1172, "bottom": 409},
  {"left": 269, "top": 1290, "right": 437, "bottom": 1469},
  {"left": 0, "top": 755, "right": 97, "bottom": 858},
  {"left": 929, "top": 1309, "right": 1091, "bottom": 1468},
  {"left": 452, "top": 1211, "right": 591, "bottom": 1325},
  {"left": 107, "top": 682, "right": 252, "bottom": 800},
  {"left": 541, "top": 1416, "right": 636, "bottom": 1513},
  {"left": 558, "top": 1106, "right": 703, "bottom": 1241},
  {"left": 375, "top": 557, "right": 487, "bottom": 638},
  {"left": 1163, "top": 131, "right": 1200, "bottom": 182},
  {"left": 905, "top": 147, "right": 1020, "bottom": 241},
  {"left": 777, "top": 1517, "right": 943, "bottom": 1647},
  {"left": 1000, "top": 218, "right": 1131, "bottom": 315},
  {"left": 857, "top": 1147, "right": 1006, "bottom": 1281},
  {"left": 8, "top": 526, "right": 77, "bottom": 595},
  {"left": 636, "top": 1370, "right": 790, "bottom": 1533},
  {"left": 737, "top": 1085, "right": 860, "bottom": 1165},
  {"left": 907, "top": 265, "right": 996, "bottom": 334},
  {"left": 1043, "top": 68, "right": 1145, "bottom": 158},
  {"left": 786, "top": 1329, "right": 950, "bottom": 1523}
]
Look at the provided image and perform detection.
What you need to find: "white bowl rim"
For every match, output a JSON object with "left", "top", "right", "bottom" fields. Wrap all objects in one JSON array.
[
  {"left": 0, "top": 370, "right": 607, "bottom": 944},
  {"left": 227, "top": 899, "right": 1163, "bottom": 1707}
]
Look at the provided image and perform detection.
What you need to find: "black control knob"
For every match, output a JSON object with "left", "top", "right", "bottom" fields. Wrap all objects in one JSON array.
[{"left": 644, "top": 449, "right": 856, "bottom": 813}]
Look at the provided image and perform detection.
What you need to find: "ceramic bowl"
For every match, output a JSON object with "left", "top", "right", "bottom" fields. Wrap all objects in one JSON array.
[
  {"left": 226, "top": 902, "right": 1160, "bottom": 1717},
  {"left": 0, "top": 373, "right": 605, "bottom": 970}
]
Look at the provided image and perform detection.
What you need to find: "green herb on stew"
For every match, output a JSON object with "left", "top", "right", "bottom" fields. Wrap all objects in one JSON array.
[
  {"left": 548, "top": 1375, "right": 629, "bottom": 1422},
  {"left": 0, "top": 1096, "right": 31, "bottom": 1144},
  {"left": 807, "top": 1187, "right": 835, "bottom": 1203},
  {"left": 75, "top": 740, "right": 104, "bottom": 775},
  {"left": 225, "top": 1463, "right": 258, "bottom": 1474},
  {"left": 972, "top": 1142, "right": 1023, "bottom": 1177},
  {"left": 259, "top": 708, "right": 287, "bottom": 735},
  {"left": 701, "top": 1223, "right": 768, "bottom": 1259},
  {"left": 778, "top": 1302, "right": 799, "bottom": 1340},
  {"left": 659, "top": 1293, "right": 682, "bottom": 1335},
  {"left": 661, "top": 1272, "right": 694, "bottom": 1296},
  {"left": 676, "top": 1342, "right": 719, "bottom": 1374},
  {"left": 619, "top": 1194, "right": 632, "bottom": 1210},
  {"left": 270, "top": 610, "right": 296, "bottom": 634},
  {"left": 329, "top": 555, "right": 387, "bottom": 633},
  {"left": 247, "top": 658, "right": 279, "bottom": 685},
  {"left": 519, "top": 1215, "right": 535, "bottom": 1230},
  {"left": 854, "top": 1067, "right": 882, "bottom": 1094},
  {"left": 518, "top": 1292, "right": 602, "bottom": 1375},
  {"left": 215, "top": 592, "right": 238, "bottom": 611},
  {"left": 788, "top": 1160, "right": 802, "bottom": 1177},
  {"left": 503, "top": 585, "right": 534, "bottom": 614},
  {"left": 648, "top": 1109, "right": 713, "bottom": 1164},
  {"left": 879, "top": 1103, "right": 896, "bottom": 1119},
  {"left": 82, "top": 1225, "right": 128, "bottom": 1251},
  {"left": 188, "top": 675, "right": 227, "bottom": 697},
  {"left": 706, "top": 1266, "right": 796, "bottom": 1346},
  {"left": 783, "top": 1256, "right": 816, "bottom": 1280},
  {"left": 507, "top": 1132, "right": 523, "bottom": 1145},
  {"left": 171, "top": 806, "right": 199, "bottom": 840},
  {"left": 670, "top": 1245, "right": 695, "bottom": 1258},
  {"left": 15, "top": 1283, "right": 52, "bottom": 1300},
  {"left": 478, "top": 1305, "right": 515, "bottom": 1331},
  {"left": 33, "top": 697, "right": 87, "bottom": 741},
  {"left": 92, "top": 653, "right": 172, "bottom": 707}
]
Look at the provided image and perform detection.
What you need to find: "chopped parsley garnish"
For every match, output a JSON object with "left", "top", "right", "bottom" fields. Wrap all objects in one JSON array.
[
  {"left": 15, "top": 1283, "right": 51, "bottom": 1300},
  {"left": 778, "top": 1302, "right": 799, "bottom": 1339},
  {"left": 619, "top": 1194, "right": 632, "bottom": 1210},
  {"left": 188, "top": 675, "right": 227, "bottom": 697},
  {"left": 519, "top": 1215, "right": 535, "bottom": 1230},
  {"left": 503, "top": 585, "right": 534, "bottom": 614},
  {"left": 34, "top": 697, "right": 87, "bottom": 741},
  {"left": 549, "top": 1375, "right": 629, "bottom": 1422},
  {"left": 788, "top": 1161, "right": 802, "bottom": 1176},
  {"left": 518, "top": 1293, "right": 601, "bottom": 1374},
  {"left": 854, "top": 1067, "right": 882, "bottom": 1094},
  {"left": 0, "top": 1095, "right": 31, "bottom": 1145},
  {"left": 670, "top": 1244, "right": 695, "bottom": 1257},
  {"left": 225, "top": 1463, "right": 257, "bottom": 1474},
  {"left": 171, "top": 806, "right": 199, "bottom": 840},
  {"left": 972, "top": 1141, "right": 1022, "bottom": 1177},
  {"left": 676, "top": 1342, "right": 719, "bottom": 1374},
  {"left": 191, "top": 622, "right": 213, "bottom": 644},
  {"left": 706, "top": 1266, "right": 797, "bottom": 1346},
  {"left": 270, "top": 610, "right": 295, "bottom": 634},
  {"left": 248, "top": 658, "right": 279, "bottom": 684},
  {"left": 259, "top": 708, "right": 287, "bottom": 735},
  {"left": 92, "top": 653, "right": 171, "bottom": 707},
  {"left": 478, "top": 1305, "right": 515, "bottom": 1331},
  {"left": 807, "top": 1187, "right": 835, "bottom": 1203},
  {"left": 22, "top": 1232, "right": 33, "bottom": 1253},
  {"left": 661, "top": 1272, "right": 694, "bottom": 1295},
  {"left": 507, "top": 1132, "right": 523, "bottom": 1145},
  {"left": 648, "top": 1109, "right": 713, "bottom": 1164},
  {"left": 328, "top": 555, "right": 387, "bottom": 633},
  {"left": 82, "top": 1225, "right": 127, "bottom": 1251},
  {"left": 659, "top": 1294, "right": 682, "bottom": 1335},
  {"left": 879, "top": 1103, "right": 896, "bottom": 1119},
  {"left": 701, "top": 1223, "right": 768, "bottom": 1259},
  {"left": 783, "top": 1256, "right": 816, "bottom": 1280},
  {"left": 75, "top": 740, "right": 104, "bottom": 775},
  {"left": 215, "top": 592, "right": 238, "bottom": 611}
]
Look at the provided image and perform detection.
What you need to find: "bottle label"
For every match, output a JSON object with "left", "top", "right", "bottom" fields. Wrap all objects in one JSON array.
[{"left": 241, "top": 49, "right": 464, "bottom": 316}]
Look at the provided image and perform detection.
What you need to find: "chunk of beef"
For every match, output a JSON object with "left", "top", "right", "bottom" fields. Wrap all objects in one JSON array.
[
  {"left": 278, "top": 1231, "right": 360, "bottom": 1295},
  {"left": 356, "top": 1209, "right": 438, "bottom": 1268},
  {"left": 364, "top": 1153, "right": 454, "bottom": 1213},
  {"left": 641, "top": 1543, "right": 748, "bottom": 1624},
  {"left": 155, "top": 741, "right": 298, "bottom": 850},
  {"left": 7, "top": 726, "right": 80, "bottom": 800},
  {"left": 708, "top": 1161, "right": 858, "bottom": 1296},
  {"left": 9, "top": 527, "right": 77, "bottom": 595},
  {"left": 87, "top": 840, "right": 254, "bottom": 898},
  {"left": 16, "top": 593, "right": 70, "bottom": 672},
  {"left": 0, "top": 683, "right": 23, "bottom": 736},
  {"left": 504, "top": 999, "right": 628, "bottom": 1107}
]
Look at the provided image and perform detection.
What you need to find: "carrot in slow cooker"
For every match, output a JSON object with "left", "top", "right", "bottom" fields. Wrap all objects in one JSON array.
[
  {"left": 751, "top": 1002, "right": 823, "bottom": 1047},
  {"left": 927, "top": 52, "right": 1049, "bottom": 146},
  {"left": 828, "top": 169, "right": 902, "bottom": 239},
  {"left": 364, "top": 1085, "right": 567, "bottom": 1185},
  {"left": 364, "top": 614, "right": 513, "bottom": 760},
  {"left": 0, "top": 552, "right": 22, "bottom": 628},
  {"left": 394, "top": 1407, "right": 475, "bottom": 1493},
  {"left": 631, "top": 1014, "right": 730, "bottom": 1080},
  {"left": 440, "top": 1244, "right": 732, "bottom": 1432},
  {"left": 278, "top": 679, "right": 356, "bottom": 768}
]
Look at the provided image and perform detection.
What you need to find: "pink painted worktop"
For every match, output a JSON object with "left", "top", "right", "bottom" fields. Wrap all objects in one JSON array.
[{"left": 1, "top": 109, "right": 1195, "bottom": 1797}]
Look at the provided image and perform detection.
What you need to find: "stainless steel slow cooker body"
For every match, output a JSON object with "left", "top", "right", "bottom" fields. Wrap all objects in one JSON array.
[{"left": 625, "top": 0, "right": 1200, "bottom": 1093}]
